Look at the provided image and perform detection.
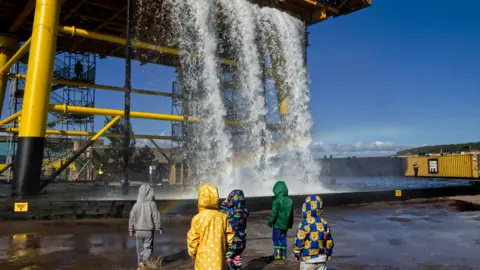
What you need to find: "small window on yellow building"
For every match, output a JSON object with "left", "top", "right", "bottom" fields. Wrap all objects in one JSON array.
[{"left": 428, "top": 158, "right": 439, "bottom": 174}]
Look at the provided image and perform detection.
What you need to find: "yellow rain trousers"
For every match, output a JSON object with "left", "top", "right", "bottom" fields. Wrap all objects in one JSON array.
[{"left": 187, "top": 184, "right": 234, "bottom": 270}]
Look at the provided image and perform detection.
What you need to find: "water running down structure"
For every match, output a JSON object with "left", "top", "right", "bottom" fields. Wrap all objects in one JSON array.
[{"left": 137, "top": 0, "right": 326, "bottom": 196}]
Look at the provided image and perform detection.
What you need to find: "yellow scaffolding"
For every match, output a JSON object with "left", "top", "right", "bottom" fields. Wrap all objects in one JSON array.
[
  {"left": 1, "top": 127, "right": 176, "bottom": 141},
  {"left": 59, "top": 26, "right": 238, "bottom": 66},
  {"left": 7, "top": 73, "right": 173, "bottom": 97},
  {"left": 0, "top": 35, "right": 20, "bottom": 116}
]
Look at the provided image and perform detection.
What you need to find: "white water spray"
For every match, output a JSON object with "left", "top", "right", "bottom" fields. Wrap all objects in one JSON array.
[
  {"left": 256, "top": 7, "right": 322, "bottom": 194},
  {"left": 216, "top": 0, "right": 277, "bottom": 195},
  {"left": 135, "top": 0, "right": 327, "bottom": 197},
  {"left": 165, "top": 0, "right": 233, "bottom": 187}
]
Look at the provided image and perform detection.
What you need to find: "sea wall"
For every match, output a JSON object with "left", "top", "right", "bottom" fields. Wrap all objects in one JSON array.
[{"left": 318, "top": 156, "right": 404, "bottom": 176}]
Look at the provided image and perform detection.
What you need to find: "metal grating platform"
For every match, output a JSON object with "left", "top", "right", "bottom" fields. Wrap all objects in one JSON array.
[{"left": 0, "top": 0, "right": 371, "bottom": 67}]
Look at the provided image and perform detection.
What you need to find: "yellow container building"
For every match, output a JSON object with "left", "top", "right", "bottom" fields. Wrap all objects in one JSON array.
[{"left": 404, "top": 154, "right": 479, "bottom": 179}]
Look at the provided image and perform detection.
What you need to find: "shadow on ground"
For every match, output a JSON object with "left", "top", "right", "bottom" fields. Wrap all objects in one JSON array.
[{"left": 242, "top": 255, "right": 275, "bottom": 270}]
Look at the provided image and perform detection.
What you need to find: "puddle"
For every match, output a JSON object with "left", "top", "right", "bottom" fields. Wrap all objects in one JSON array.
[
  {"left": 387, "top": 238, "right": 402, "bottom": 246},
  {"left": 423, "top": 217, "right": 442, "bottom": 223},
  {"left": 387, "top": 216, "right": 414, "bottom": 223},
  {"left": 452, "top": 201, "right": 480, "bottom": 212}
]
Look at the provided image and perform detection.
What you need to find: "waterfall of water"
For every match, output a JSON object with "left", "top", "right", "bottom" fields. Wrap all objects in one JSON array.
[
  {"left": 216, "top": 0, "right": 276, "bottom": 194},
  {"left": 134, "top": 0, "right": 326, "bottom": 197},
  {"left": 256, "top": 7, "right": 321, "bottom": 193},
  {"left": 164, "top": 0, "right": 233, "bottom": 188}
]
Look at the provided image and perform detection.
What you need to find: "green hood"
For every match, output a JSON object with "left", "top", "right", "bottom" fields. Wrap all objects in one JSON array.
[{"left": 273, "top": 181, "right": 288, "bottom": 197}]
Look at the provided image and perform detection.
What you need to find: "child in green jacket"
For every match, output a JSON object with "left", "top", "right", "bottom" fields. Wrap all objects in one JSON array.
[{"left": 267, "top": 181, "right": 294, "bottom": 261}]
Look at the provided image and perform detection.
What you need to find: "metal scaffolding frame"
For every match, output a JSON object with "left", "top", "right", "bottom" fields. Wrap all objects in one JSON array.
[
  {"left": 5, "top": 59, "right": 27, "bottom": 181},
  {"left": 0, "top": 0, "right": 371, "bottom": 196},
  {"left": 44, "top": 51, "right": 97, "bottom": 181}
]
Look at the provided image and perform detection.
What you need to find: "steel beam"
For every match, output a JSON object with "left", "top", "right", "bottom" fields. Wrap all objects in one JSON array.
[
  {"left": 13, "top": 0, "right": 61, "bottom": 197},
  {"left": 58, "top": 26, "right": 237, "bottom": 66},
  {"left": 47, "top": 104, "right": 280, "bottom": 129},
  {"left": 48, "top": 104, "right": 201, "bottom": 123},
  {"left": 0, "top": 110, "right": 21, "bottom": 127},
  {"left": 0, "top": 35, "right": 19, "bottom": 117},
  {"left": 8, "top": 73, "right": 173, "bottom": 97},
  {"left": 9, "top": 0, "right": 36, "bottom": 32},
  {"left": 0, "top": 38, "right": 30, "bottom": 75},
  {"left": 40, "top": 116, "right": 122, "bottom": 191},
  {"left": 2, "top": 127, "right": 176, "bottom": 140},
  {"left": 122, "top": 0, "right": 133, "bottom": 194}
]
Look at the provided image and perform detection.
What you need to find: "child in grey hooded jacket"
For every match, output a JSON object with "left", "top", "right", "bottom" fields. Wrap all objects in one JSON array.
[{"left": 129, "top": 184, "right": 163, "bottom": 267}]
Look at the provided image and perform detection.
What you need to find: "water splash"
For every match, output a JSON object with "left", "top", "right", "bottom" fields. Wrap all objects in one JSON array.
[
  {"left": 134, "top": 0, "right": 326, "bottom": 197},
  {"left": 216, "top": 0, "right": 275, "bottom": 195},
  {"left": 164, "top": 0, "right": 233, "bottom": 187},
  {"left": 256, "top": 7, "right": 321, "bottom": 193}
]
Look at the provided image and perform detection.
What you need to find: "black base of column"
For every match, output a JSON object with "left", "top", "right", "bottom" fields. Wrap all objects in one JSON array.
[{"left": 12, "top": 137, "right": 45, "bottom": 197}]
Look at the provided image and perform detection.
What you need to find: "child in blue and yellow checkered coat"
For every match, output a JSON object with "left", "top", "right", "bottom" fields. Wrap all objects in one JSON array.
[{"left": 293, "top": 195, "right": 334, "bottom": 270}]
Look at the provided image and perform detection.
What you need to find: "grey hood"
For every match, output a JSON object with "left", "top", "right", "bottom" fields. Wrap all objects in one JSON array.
[
  {"left": 137, "top": 184, "right": 155, "bottom": 202},
  {"left": 129, "top": 184, "right": 161, "bottom": 232}
]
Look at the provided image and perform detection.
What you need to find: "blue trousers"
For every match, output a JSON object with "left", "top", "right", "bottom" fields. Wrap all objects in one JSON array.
[{"left": 272, "top": 229, "right": 287, "bottom": 259}]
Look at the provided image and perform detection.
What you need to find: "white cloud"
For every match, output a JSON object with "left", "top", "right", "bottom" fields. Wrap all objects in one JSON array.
[{"left": 311, "top": 141, "right": 416, "bottom": 157}]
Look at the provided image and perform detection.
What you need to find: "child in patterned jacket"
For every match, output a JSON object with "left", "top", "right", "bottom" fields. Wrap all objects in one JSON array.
[
  {"left": 220, "top": 189, "right": 249, "bottom": 269},
  {"left": 293, "top": 195, "right": 334, "bottom": 270}
]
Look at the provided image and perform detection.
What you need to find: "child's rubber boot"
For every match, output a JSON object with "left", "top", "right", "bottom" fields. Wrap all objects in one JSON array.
[
  {"left": 233, "top": 255, "right": 242, "bottom": 268},
  {"left": 274, "top": 248, "right": 282, "bottom": 260},
  {"left": 281, "top": 247, "right": 287, "bottom": 260}
]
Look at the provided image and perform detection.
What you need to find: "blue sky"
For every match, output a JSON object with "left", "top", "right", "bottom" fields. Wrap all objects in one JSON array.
[
  {"left": 308, "top": 0, "right": 480, "bottom": 147},
  {"left": 98, "top": 0, "right": 480, "bottom": 153},
  {"left": 4, "top": 0, "right": 479, "bottom": 156}
]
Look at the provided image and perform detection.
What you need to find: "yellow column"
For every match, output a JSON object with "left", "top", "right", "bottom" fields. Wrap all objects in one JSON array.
[
  {"left": 0, "top": 35, "right": 19, "bottom": 117},
  {"left": 13, "top": 0, "right": 61, "bottom": 196},
  {"left": 169, "top": 164, "right": 176, "bottom": 185},
  {"left": 179, "top": 163, "right": 184, "bottom": 185}
]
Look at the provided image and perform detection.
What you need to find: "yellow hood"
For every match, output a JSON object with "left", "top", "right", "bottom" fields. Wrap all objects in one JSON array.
[{"left": 197, "top": 184, "right": 219, "bottom": 212}]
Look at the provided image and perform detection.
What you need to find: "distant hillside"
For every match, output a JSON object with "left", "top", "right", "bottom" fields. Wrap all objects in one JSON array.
[{"left": 396, "top": 142, "right": 480, "bottom": 155}]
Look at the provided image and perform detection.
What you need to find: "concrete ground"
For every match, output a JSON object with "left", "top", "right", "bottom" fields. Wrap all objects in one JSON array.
[{"left": 1, "top": 198, "right": 480, "bottom": 269}]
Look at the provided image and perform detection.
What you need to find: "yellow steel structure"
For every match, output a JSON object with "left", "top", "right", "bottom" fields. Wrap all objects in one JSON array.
[
  {"left": 18, "top": 0, "right": 60, "bottom": 138},
  {"left": 48, "top": 104, "right": 200, "bottom": 123},
  {"left": 12, "top": 0, "right": 61, "bottom": 196},
  {"left": 0, "top": 110, "right": 21, "bottom": 127},
  {"left": 8, "top": 73, "right": 173, "bottom": 97},
  {"left": 92, "top": 116, "right": 122, "bottom": 141},
  {"left": 59, "top": 26, "right": 237, "bottom": 66},
  {"left": 1, "top": 127, "right": 175, "bottom": 141},
  {"left": 0, "top": 0, "right": 370, "bottom": 194},
  {"left": 404, "top": 154, "right": 480, "bottom": 179},
  {"left": 279, "top": 98, "right": 288, "bottom": 116},
  {"left": 0, "top": 35, "right": 19, "bottom": 116},
  {"left": 0, "top": 38, "right": 30, "bottom": 75},
  {"left": 45, "top": 104, "right": 282, "bottom": 129}
]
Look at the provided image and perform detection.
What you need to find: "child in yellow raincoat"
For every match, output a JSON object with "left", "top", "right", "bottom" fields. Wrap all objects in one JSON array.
[{"left": 187, "top": 184, "right": 234, "bottom": 269}]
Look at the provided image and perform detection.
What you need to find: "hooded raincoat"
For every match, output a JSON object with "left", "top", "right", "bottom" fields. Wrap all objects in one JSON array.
[
  {"left": 267, "top": 181, "right": 294, "bottom": 230},
  {"left": 219, "top": 189, "right": 249, "bottom": 259},
  {"left": 129, "top": 184, "right": 161, "bottom": 233},
  {"left": 293, "top": 195, "right": 334, "bottom": 261},
  {"left": 187, "top": 184, "right": 234, "bottom": 270}
]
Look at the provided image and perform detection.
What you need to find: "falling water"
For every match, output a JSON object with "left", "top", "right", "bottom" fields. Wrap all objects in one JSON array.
[
  {"left": 135, "top": 0, "right": 326, "bottom": 197},
  {"left": 216, "top": 0, "right": 274, "bottom": 194},
  {"left": 256, "top": 7, "right": 321, "bottom": 194},
  {"left": 164, "top": 0, "right": 233, "bottom": 187}
]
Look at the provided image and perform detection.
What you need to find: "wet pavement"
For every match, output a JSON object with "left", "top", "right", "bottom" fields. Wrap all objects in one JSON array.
[{"left": 1, "top": 199, "right": 480, "bottom": 269}]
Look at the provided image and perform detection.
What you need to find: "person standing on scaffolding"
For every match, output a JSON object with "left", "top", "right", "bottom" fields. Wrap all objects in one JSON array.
[{"left": 74, "top": 60, "right": 83, "bottom": 79}]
